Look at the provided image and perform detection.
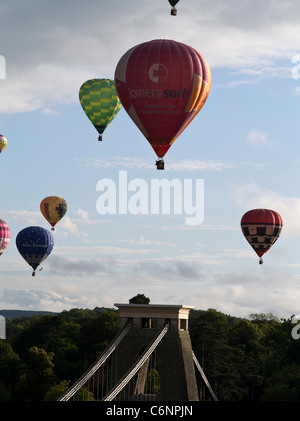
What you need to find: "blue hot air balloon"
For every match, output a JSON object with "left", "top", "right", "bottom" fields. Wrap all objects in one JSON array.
[{"left": 16, "top": 226, "right": 54, "bottom": 276}]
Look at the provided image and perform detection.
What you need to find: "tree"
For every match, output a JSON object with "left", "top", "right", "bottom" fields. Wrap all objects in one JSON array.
[
  {"left": 129, "top": 294, "right": 150, "bottom": 304},
  {"left": 261, "top": 364, "right": 300, "bottom": 401},
  {"left": 250, "top": 313, "right": 280, "bottom": 324},
  {"left": 228, "top": 321, "right": 264, "bottom": 399},
  {"left": 79, "top": 311, "right": 119, "bottom": 363},
  {"left": 190, "top": 309, "right": 235, "bottom": 399},
  {"left": 0, "top": 340, "right": 20, "bottom": 400},
  {"left": 5, "top": 305, "right": 300, "bottom": 401},
  {"left": 15, "top": 346, "right": 56, "bottom": 401},
  {"left": 44, "top": 380, "right": 70, "bottom": 401}
]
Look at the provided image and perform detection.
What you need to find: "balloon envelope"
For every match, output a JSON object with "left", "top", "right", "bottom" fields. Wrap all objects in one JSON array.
[
  {"left": 40, "top": 196, "right": 67, "bottom": 230},
  {"left": 79, "top": 78, "right": 122, "bottom": 140},
  {"left": 0, "top": 219, "right": 10, "bottom": 256},
  {"left": 16, "top": 226, "right": 54, "bottom": 275},
  {"left": 0, "top": 135, "right": 7, "bottom": 153},
  {"left": 241, "top": 209, "right": 283, "bottom": 263},
  {"left": 114, "top": 39, "right": 211, "bottom": 160}
]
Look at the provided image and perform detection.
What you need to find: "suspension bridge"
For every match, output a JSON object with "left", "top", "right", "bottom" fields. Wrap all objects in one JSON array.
[{"left": 58, "top": 303, "right": 218, "bottom": 402}]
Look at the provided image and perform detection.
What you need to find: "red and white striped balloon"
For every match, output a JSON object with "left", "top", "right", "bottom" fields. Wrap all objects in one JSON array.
[{"left": 0, "top": 219, "right": 11, "bottom": 256}]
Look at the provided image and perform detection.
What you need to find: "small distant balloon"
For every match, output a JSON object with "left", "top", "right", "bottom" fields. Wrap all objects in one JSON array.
[
  {"left": 16, "top": 226, "right": 54, "bottom": 276},
  {"left": 0, "top": 219, "right": 11, "bottom": 256},
  {"left": 241, "top": 208, "right": 283, "bottom": 264},
  {"left": 168, "top": 0, "right": 179, "bottom": 15},
  {"left": 79, "top": 78, "right": 122, "bottom": 141},
  {"left": 0, "top": 135, "right": 7, "bottom": 153},
  {"left": 40, "top": 196, "right": 67, "bottom": 230}
]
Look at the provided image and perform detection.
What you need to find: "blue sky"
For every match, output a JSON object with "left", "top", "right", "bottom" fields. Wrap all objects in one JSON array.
[{"left": 1, "top": 0, "right": 300, "bottom": 318}]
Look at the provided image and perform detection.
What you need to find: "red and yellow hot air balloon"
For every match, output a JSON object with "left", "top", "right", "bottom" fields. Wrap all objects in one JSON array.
[
  {"left": 241, "top": 209, "right": 283, "bottom": 264},
  {"left": 40, "top": 196, "right": 67, "bottom": 230},
  {"left": 114, "top": 39, "right": 211, "bottom": 169}
]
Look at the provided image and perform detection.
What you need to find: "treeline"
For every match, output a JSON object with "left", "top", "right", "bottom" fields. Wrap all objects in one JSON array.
[
  {"left": 0, "top": 310, "right": 57, "bottom": 319},
  {"left": 189, "top": 309, "right": 300, "bottom": 400},
  {"left": 0, "top": 307, "right": 119, "bottom": 401},
  {"left": 0, "top": 306, "right": 300, "bottom": 400}
]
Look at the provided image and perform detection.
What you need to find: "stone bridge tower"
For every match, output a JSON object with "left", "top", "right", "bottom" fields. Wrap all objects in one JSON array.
[{"left": 114, "top": 303, "right": 199, "bottom": 401}]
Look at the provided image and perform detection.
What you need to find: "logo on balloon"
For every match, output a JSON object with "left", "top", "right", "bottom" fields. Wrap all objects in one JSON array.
[{"left": 148, "top": 63, "right": 168, "bottom": 84}]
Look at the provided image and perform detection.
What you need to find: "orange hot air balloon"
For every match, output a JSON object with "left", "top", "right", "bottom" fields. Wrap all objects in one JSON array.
[
  {"left": 241, "top": 209, "right": 283, "bottom": 264},
  {"left": 40, "top": 196, "right": 67, "bottom": 230},
  {"left": 114, "top": 39, "right": 211, "bottom": 169}
]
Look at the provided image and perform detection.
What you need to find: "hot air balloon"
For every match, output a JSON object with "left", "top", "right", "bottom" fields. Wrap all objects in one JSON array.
[
  {"left": 40, "top": 196, "right": 67, "bottom": 230},
  {"left": 0, "top": 135, "right": 7, "bottom": 153},
  {"left": 241, "top": 209, "right": 283, "bottom": 264},
  {"left": 114, "top": 39, "right": 211, "bottom": 169},
  {"left": 0, "top": 219, "right": 10, "bottom": 256},
  {"left": 16, "top": 226, "right": 54, "bottom": 276},
  {"left": 79, "top": 78, "right": 122, "bottom": 141},
  {"left": 168, "top": 0, "right": 179, "bottom": 15}
]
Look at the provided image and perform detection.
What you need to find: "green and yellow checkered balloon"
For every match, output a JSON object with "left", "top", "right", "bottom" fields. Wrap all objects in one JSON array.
[{"left": 79, "top": 79, "right": 122, "bottom": 141}]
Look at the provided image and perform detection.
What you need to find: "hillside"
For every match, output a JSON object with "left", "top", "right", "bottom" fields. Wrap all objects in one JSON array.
[{"left": 0, "top": 309, "right": 57, "bottom": 319}]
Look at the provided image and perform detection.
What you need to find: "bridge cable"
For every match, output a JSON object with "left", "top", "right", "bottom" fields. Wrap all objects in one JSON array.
[
  {"left": 58, "top": 319, "right": 132, "bottom": 401},
  {"left": 103, "top": 321, "right": 170, "bottom": 401},
  {"left": 192, "top": 350, "right": 218, "bottom": 401}
]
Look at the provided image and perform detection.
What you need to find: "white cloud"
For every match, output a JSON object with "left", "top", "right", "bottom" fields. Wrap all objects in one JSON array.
[
  {"left": 58, "top": 216, "right": 79, "bottom": 235},
  {"left": 0, "top": 63, "right": 91, "bottom": 113},
  {"left": 76, "top": 156, "right": 235, "bottom": 172},
  {"left": 232, "top": 182, "right": 300, "bottom": 235},
  {"left": 1, "top": 209, "right": 79, "bottom": 236},
  {"left": 41, "top": 107, "right": 59, "bottom": 116},
  {"left": 3, "top": 210, "right": 43, "bottom": 225},
  {"left": 1, "top": 265, "right": 299, "bottom": 318},
  {"left": 119, "top": 235, "right": 165, "bottom": 246},
  {"left": 1, "top": 1, "right": 300, "bottom": 114},
  {"left": 2, "top": 0, "right": 300, "bottom": 321},
  {"left": 75, "top": 208, "right": 89, "bottom": 220},
  {"left": 246, "top": 129, "right": 271, "bottom": 146},
  {"left": 0, "top": 288, "right": 97, "bottom": 312}
]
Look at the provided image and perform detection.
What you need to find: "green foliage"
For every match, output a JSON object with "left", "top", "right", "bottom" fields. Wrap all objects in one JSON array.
[
  {"left": 146, "top": 368, "right": 160, "bottom": 394},
  {"left": 3, "top": 307, "right": 119, "bottom": 400},
  {"left": 2, "top": 305, "right": 300, "bottom": 401},
  {"left": 129, "top": 294, "right": 150, "bottom": 304},
  {"left": 15, "top": 346, "right": 56, "bottom": 401},
  {"left": 79, "top": 310, "right": 119, "bottom": 362},
  {"left": 189, "top": 309, "right": 298, "bottom": 401},
  {"left": 261, "top": 364, "right": 300, "bottom": 401},
  {"left": 0, "top": 340, "right": 20, "bottom": 400},
  {"left": 44, "top": 380, "right": 70, "bottom": 401}
]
